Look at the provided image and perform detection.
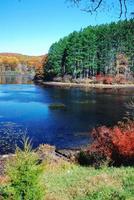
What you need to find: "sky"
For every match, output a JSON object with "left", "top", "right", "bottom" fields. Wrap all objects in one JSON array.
[{"left": 0, "top": 0, "right": 133, "bottom": 55}]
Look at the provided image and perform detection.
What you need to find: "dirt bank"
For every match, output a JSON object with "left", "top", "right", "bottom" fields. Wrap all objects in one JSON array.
[{"left": 36, "top": 80, "right": 134, "bottom": 89}]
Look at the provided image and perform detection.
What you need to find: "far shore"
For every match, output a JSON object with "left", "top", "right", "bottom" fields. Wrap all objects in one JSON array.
[{"left": 35, "top": 80, "right": 134, "bottom": 89}]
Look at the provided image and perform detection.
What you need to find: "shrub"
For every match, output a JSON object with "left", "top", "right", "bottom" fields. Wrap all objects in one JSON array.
[
  {"left": 95, "top": 75, "right": 104, "bottom": 84},
  {"left": 103, "top": 76, "right": 114, "bottom": 84},
  {"left": 4, "top": 138, "right": 45, "bottom": 200},
  {"left": 84, "top": 120, "right": 134, "bottom": 166},
  {"left": 77, "top": 151, "right": 107, "bottom": 168},
  {"left": 114, "top": 75, "right": 127, "bottom": 84}
]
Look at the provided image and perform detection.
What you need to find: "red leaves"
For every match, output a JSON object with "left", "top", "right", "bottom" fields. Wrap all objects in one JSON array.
[
  {"left": 88, "top": 126, "right": 113, "bottom": 159},
  {"left": 103, "top": 76, "right": 113, "bottom": 84},
  {"left": 95, "top": 75, "right": 129, "bottom": 85},
  {"left": 95, "top": 75, "right": 105, "bottom": 84},
  {"left": 88, "top": 120, "right": 134, "bottom": 165},
  {"left": 112, "top": 126, "right": 134, "bottom": 157}
]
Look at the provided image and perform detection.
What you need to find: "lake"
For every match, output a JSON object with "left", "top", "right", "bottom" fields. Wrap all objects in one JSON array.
[{"left": 0, "top": 75, "right": 133, "bottom": 154}]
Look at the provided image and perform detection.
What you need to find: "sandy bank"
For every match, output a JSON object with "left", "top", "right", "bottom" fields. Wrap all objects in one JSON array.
[{"left": 36, "top": 80, "right": 134, "bottom": 89}]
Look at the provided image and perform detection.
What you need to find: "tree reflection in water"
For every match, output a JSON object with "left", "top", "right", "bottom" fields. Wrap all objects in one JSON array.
[{"left": 0, "top": 75, "right": 33, "bottom": 84}]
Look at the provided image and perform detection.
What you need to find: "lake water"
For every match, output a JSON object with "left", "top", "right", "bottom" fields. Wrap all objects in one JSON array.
[{"left": 0, "top": 75, "right": 133, "bottom": 154}]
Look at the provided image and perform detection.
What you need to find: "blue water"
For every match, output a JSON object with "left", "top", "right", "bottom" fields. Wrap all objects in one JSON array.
[{"left": 0, "top": 77, "right": 133, "bottom": 154}]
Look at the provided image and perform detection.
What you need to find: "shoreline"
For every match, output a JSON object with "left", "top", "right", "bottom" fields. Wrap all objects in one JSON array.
[
  {"left": 0, "top": 148, "right": 80, "bottom": 176},
  {"left": 36, "top": 80, "right": 134, "bottom": 89}
]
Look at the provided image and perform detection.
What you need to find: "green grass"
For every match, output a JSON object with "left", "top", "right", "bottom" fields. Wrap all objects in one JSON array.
[
  {"left": 0, "top": 154, "right": 133, "bottom": 200},
  {"left": 43, "top": 160, "right": 134, "bottom": 200}
]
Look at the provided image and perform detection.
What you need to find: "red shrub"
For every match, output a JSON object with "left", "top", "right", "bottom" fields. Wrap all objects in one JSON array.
[
  {"left": 95, "top": 75, "right": 114, "bottom": 84},
  {"left": 103, "top": 76, "right": 114, "bottom": 84},
  {"left": 112, "top": 126, "right": 134, "bottom": 157},
  {"left": 88, "top": 126, "right": 112, "bottom": 157},
  {"left": 87, "top": 120, "right": 134, "bottom": 165},
  {"left": 95, "top": 75, "right": 105, "bottom": 84}
]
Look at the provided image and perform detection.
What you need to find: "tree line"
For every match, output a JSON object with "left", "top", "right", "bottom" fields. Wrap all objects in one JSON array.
[
  {"left": 44, "top": 19, "right": 134, "bottom": 80},
  {"left": 0, "top": 53, "right": 45, "bottom": 70}
]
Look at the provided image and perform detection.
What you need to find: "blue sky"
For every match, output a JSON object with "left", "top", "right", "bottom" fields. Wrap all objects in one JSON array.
[{"left": 0, "top": 0, "right": 133, "bottom": 55}]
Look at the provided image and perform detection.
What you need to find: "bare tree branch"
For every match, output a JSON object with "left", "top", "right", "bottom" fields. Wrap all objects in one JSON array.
[
  {"left": 119, "top": 0, "right": 123, "bottom": 18},
  {"left": 80, "top": 0, "right": 103, "bottom": 14},
  {"left": 93, "top": 0, "right": 103, "bottom": 12},
  {"left": 124, "top": 0, "right": 127, "bottom": 18},
  {"left": 69, "top": 0, "right": 132, "bottom": 18}
]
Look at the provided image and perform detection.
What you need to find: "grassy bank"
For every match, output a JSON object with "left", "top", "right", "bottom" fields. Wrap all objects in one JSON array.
[
  {"left": 0, "top": 151, "right": 134, "bottom": 200},
  {"left": 44, "top": 159, "right": 134, "bottom": 200}
]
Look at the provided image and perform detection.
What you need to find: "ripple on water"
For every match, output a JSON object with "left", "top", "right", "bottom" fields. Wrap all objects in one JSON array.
[{"left": 0, "top": 122, "right": 26, "bottom": 154}]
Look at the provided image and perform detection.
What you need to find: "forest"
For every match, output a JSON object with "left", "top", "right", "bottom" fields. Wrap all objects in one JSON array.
[
  {"left": 0, "top": 53, "right": 46, "bottom": 74},
  {"left": 44, "top": 19, "right": 134, "bottom": 82}
]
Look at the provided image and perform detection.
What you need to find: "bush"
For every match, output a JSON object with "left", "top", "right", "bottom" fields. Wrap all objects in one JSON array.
[
  {"left": 95, "top": 75, "right": 104, "bottom": 84},
  {"left": 77, "top": 151, "right": 107, "bottom": 168},
  {"left": 83, "top": 120, "right": 134, "bottom": 166},
  {"left": 4, "top": 138, "right": 45, "bottom": 200},
  {"left": 114, "top": 75, "right": 127, "bottom": 84},
  {"left": 103, "top": 76, "right": 114, "bottom": 84}
]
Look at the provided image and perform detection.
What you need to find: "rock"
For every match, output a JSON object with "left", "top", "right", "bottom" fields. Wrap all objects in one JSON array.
[
  {"left": 49, "top": 103, "right": 66, "bottom": 110},
  {"left": 0, "top": 154, "right": 14, "bottom": 176}
]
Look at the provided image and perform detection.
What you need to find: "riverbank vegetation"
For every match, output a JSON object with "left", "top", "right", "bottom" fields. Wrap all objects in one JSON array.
[
  {"left": 0, "top": 141, "right": 134, "bottom": 200},
  {"left": 44, "top": 19, "right": 134, "bottom": 85},
  {"left": 78, "top": 119, "right": 134, "bottom": 167},
  {"left": 0, "top": 139, "right": 45, "bottom": 200}
]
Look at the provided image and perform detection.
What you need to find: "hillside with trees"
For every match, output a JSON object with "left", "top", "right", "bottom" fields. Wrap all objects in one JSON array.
[
  {"left": 0, "top": 53, "right": 46, "bottom": 75},
  {"left": 44, "top": 19, "right": 134, "bottom": 84}
]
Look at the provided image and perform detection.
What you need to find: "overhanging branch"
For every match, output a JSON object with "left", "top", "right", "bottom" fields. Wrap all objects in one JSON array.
[
  {"left": 70, "top": 0, "right": 130, "bottom": 18},
  {"left": 93, "top": 0, "right": 103, "bottom": 12}
]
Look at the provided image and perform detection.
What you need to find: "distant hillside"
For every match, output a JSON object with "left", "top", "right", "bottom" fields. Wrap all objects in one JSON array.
[
  {"left": 0, "top": 53, "right": 46, "bottom": 68},
  {"left": 0, "top": 53, "right": 47, "bottom": 75},
  {"left": 0, "top": 52, "right": 44, "bottom": 56}
]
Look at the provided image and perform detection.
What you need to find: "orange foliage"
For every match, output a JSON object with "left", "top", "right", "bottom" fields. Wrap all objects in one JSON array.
[
  {"left": 0, "top": 56, "right": 19, "bottom": 68},
  {"left": 87, "top": 120, "right": 134, "bottom": 165},
  {"left": 0, "top": 53, "right": 47, "bottom": 71},
  {"left": 112, "top": 125, "right": 134, "bottom": 157},
  {"left": 103, "top": 76, "right": 114, "bottom": 84}
]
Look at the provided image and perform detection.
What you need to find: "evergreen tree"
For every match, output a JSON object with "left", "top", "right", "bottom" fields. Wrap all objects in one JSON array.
[{"left": 44, "top": 19, "right": 134, "bottom": 80}]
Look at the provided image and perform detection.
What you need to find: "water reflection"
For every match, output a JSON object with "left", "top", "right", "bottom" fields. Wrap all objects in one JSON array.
[{"left": 0, "top": 74, "right": 33, "bottom": 84}]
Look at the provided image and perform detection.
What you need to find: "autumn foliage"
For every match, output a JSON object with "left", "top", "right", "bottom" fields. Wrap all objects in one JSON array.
[
  {"left": 0, "top": 53, "right": 47, "bottom": 71},
  {"left": 95, "top": 75, "right": 129, "bottom": 85},
  {"left": 85, "top": 120, "right": 134, "bottom": 166}
]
